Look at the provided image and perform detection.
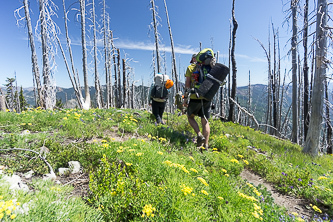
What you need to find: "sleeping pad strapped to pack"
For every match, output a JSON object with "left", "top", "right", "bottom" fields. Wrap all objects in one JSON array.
[{"left": 195, "top": 63, "right": 230, "bottom": 101}]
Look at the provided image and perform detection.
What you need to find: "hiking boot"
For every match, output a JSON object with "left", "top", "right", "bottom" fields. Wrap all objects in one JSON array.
[
  {"left": 199, "top": 145, "right": 207, "bottom": 153},
  {"left": 197, "top": 134, "right": 206, "bottom": 147}
]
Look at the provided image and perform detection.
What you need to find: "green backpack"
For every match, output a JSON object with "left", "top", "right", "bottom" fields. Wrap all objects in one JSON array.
[{"left": 196, "top": 48, "right": 214, "bottom": 65}]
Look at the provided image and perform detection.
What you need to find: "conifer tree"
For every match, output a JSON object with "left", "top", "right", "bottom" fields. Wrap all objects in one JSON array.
[{"left": 19, "top": 86, "right": 28, "bottom": 111}]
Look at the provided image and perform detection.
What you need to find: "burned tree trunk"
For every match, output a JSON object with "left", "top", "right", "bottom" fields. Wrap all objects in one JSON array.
[
  {"left": 291, "top": 0, "right": 299, "bottom": 143},
  {"left": 122, "top": 59, "right": 126, "bottom": 108},
  {"left": 163, "top": 0, "right": 178, "bottom": 92},
  {"left": 303, "top": 0, "right": 310, "bottom": 141},
  {"left": 303, "top": 0, "right": 328, "bottom": 156},
  {"left": 23, "top": 0, "right": 43, "bottom": 108},
  {"left": 151, "top": 0, "right": 160, "bottom": 74},
  {"left": 79, "top": 0, "right": 91, "bottom": 109},
  {"left": 228, "top": 0, "right": 238, "bottom": 122}
]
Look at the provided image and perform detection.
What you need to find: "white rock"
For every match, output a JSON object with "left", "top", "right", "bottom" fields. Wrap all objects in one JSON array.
[
  {"left": 24, "top": 170, "right": 34, "bottom": 179},
  {"left": 1, "top": 174, "right": 29, "bottom": 192},
  {"left": 68, "top": 161, "right": 81, "bottom": 174},
  {"left": 20, "top": 130, "right": 30, "bottom": 135},
  {"left": 58, "top": 168, "right": 70, "bottom": 176},
  {"left": 43, "top": 172, "right": 57, "bottom": 180}
]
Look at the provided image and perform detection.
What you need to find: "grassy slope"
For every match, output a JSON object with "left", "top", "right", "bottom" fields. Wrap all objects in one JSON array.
[{"left": 0, "top": 108, "right": 332, "bottom": 221}]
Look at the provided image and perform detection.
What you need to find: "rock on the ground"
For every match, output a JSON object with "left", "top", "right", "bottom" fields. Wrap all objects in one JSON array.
[
  {"left": 68, "top": 161, "right": 81, "bottom": 174},
  {"left": 1, "top": 174, "right": 29, "bottom": 192}
]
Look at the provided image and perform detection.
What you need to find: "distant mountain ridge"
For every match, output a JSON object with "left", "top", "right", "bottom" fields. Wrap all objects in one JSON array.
[{"left": 22, "top": 84, "right": 293, "bottom": 123}]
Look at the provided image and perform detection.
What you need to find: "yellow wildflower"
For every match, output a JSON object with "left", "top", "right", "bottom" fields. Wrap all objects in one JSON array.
[
  {"left": 157, "top": 151, "right": 163, "bottom": 155},
  {"left": 163, "top": 160, "right": 172, "bottom": 166},
  {"left": 318, "top": 176, "right": 328, "bottom": 180},
  {"left": 252, "top": 211, "right": 260, "bottom": 219},
  {"left": 190, "top": 168, "right": 198, "bottom": 173},
  {"left": 225, "top": 174, "right": 229, "bottom": 177},
  {"left": 142, "top": 204, "right": 156, "bottom": 218},
  {"left": 201, "top": 190, "right": 209, "bottom": 195},
  {"left": 136, "top": 153, "right": 143, "bottom": 156},
  {"left": 291, "top": 212, "right": 298, "bottom": 216},
  {"left": 197, "top": 177, "right": 209, "bottom": 186},
  {"left": 217, "top": 196, "right": 224, "bottom": 200},
  {"left": 189, "top": 156, "right": 195, "bottom": 161},
  {"left": 180, "top": 184, "right": 193, "bottom": 195},
  {"left": 312, "top": 205, "right": 322, "bottom": 213},
  {"left": 230, "top": 159, "right": 239, "bottom": 164},
  {"left": 221, "top": 169, "right": 227, "bottom": 173},
  {"left": 237, "top": 154, "right": 244, "bottom": 159},
  {"left": 243, "top": 160, "right": 249, "bottom": 165},
  {"left": 10, "top": 214, "right": 16, "bottom": 219}
]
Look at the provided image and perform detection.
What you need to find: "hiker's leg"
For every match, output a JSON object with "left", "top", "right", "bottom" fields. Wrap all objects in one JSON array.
[
  {"left": 201, "top": 117, "right": 210, "bottom": 147},
  {"left": 152, "top": 101, "right": 161, "bottom": 123},
  {"left": 159, "top": 101, "right": 166, "bottom": 123},
  {"left": 188, "top": 115, "right": 200, "bottom": 134}
]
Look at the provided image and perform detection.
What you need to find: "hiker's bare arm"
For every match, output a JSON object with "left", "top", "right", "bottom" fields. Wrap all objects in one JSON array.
[
  {"left": 183, "top": 76, "right": 191, "bottom": 107},
  {"left": 185, "top": 76, "right": 191, "bottom": 89}
]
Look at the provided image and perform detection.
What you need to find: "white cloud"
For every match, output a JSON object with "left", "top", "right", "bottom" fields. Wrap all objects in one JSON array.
[
  {"left": 236, "top": 54, "right": 266, "bottom": 63},
  {"left": 114, "top": 39, "right": 198, "bottom": 55}
]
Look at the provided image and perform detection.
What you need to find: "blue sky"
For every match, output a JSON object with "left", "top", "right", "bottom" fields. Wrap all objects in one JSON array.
[{"left": 0, "top": 0, "right": 299, "bottom": 89}]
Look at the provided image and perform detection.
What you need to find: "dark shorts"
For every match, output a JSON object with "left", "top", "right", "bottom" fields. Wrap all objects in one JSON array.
[{"left": 187, "top": 99, "right": 211, "bottom": 119}]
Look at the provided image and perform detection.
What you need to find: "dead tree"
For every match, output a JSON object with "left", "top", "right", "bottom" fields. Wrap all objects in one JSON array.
[
  {"left": 60, "top": 0, "right": 83, "bottom": 109},
  {"left": 107, "top": 26, "right": 113, "bottom": 107},
  {"left": 248, "top": 70, "right": 251, "bottom": 126},
  {"left": 228, "top": 0, "right": 238, "bottom": 122},
  {"left": 117, "top": 48, "right": 122, "bottom": 108},
  {"left": 91, "top": 0, "right": 101, "bottom": 108},
  {"left": 103, "top": 0, "right": 110, "bottom": 108},
  {"left": 303, "top": 0, "right": 328, "bottom": 156},
  {"left": 122, "top": 59, "right": 126, "bottom": 108},
  {"left": 151, "top": 0, "right": 161, "bottom": 74},
  {"left": 163, "top": 0, "right": 179, "bottom": 92},
  {"left": 303, "top": 0, "right": 310, "bottom": 141},
  {"left": 38, "top": 0, "right": 53, "bottom": 110},
  {"left": 110, "top": 31, "right": 117, "bottom": 107},
  {"left": 291, "top": 0, "right": 299, "bottom": 143},
  {"left": 79, "top": 0, "right": 91, "bottom": 110},
  {"left": 20, "top": 0, "right": 43, "bottom": 108},
  {"left": 325, "top": 80, "right": 332, "bottom": 154}
]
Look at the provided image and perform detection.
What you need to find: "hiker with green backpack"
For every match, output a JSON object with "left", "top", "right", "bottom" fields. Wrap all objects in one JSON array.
[
  {"left": 183, "top": 48, "right": 229, "bottom": 151},
  {"left": 148, "top": 74, "right": 174, "bottom": 124}
]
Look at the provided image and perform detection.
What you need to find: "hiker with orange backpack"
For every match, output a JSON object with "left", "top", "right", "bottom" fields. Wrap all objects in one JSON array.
[{"left": 148, "top": 73, "right": 174, "bottom": 124}]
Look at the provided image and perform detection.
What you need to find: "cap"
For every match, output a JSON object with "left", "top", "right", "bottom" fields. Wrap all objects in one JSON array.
[{"left": 190, "top": 54, "right": 197, "bottom": 63}]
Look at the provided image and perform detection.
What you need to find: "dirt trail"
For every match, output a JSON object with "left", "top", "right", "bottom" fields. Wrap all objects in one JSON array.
[{"left": 240, "top": 168, "right": 313, "bottom": 221}]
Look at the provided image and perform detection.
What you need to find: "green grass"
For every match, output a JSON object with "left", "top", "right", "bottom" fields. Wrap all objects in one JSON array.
[{"left": 0, "top": 107, "right": 332, "bottom": 221}]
